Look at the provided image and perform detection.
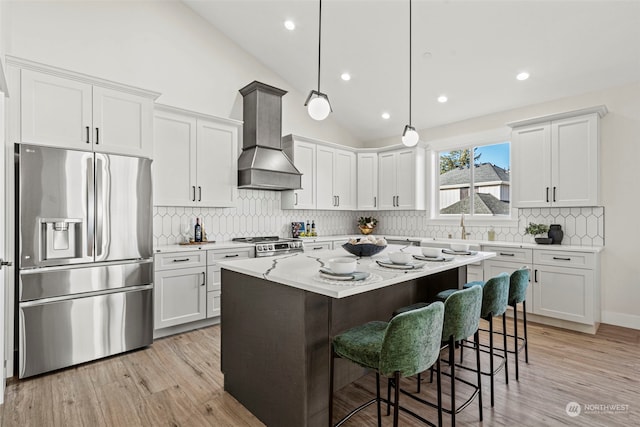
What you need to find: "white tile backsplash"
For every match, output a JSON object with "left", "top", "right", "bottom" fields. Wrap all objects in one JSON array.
[{"left": 153, "top": 190, "right": 604, "bottom": 247}]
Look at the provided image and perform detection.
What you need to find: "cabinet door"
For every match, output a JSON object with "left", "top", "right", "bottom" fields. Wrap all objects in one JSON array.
[
  {"left": 92, "top": 86, "right": 153, "bottom": 157},
  {"left": 292, "top": 141, "right": 316, "bottom": 209},
  {"left": 153, "top": 110, "right": 197, "bottom": 206},
  {"left": 357, "top": 152, "right": 378, "bottom": 210},
  {"left": 484, "top": 260, "right": 532, "bottom": 313},
  {"left": 334, "top": 149, "right": 356, "bottom": 210},
  {"left": 154, "top": 267, "right": 206, "bottom": 329},
  {"left": 551, "top": 114, "right": 599, "bottom": 206},
  {"left": 512, "top": 124, "right": 552, "bottom": 207},
  {"left": 20, "top": 69, "right": 92, "bottom": 150},
  {"left": 316, "top": 146, "right": 336, "bottom": 209},
  {"left": 196, "top": 118, "right": 238, "bottom": 207},
  {"left": 378, "top": 151, "right": 397, "bottom": 209},
  {"left": 533, "top": 265, "right": 594, "bottom": 324},
  {"left": 396, "top": 149, "right": 417, "bottom": 209}
]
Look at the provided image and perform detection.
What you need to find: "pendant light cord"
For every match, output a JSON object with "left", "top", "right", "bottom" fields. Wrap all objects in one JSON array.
[
  {"left": 409, "top": 0, "right": 412, "bottom": 127},
  {"left": 317, "top": 0, "right": 322, "bottom": 93}
]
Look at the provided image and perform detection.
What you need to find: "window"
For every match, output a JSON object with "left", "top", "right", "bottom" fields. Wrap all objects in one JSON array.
[{"left": 436, "top": 141, "right": 511, "bottom": 218}]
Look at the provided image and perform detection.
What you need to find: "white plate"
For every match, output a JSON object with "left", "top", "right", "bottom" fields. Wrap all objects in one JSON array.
[
  {"left": 413, "top": 254, "right": 454, "bottom": 262},
  {"left": 313, "top": 272, "right": 382, "bottom": 286},
  {"left": 319, "top": 268, "right": 370, "bottom": 281},
  {"left": 442, "top": 249, "right": 478, "bottom": 256},
  {"left": 376, "top": 260, "right": 425, "bottom": 270}
]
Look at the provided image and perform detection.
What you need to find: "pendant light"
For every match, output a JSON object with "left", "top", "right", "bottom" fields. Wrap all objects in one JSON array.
[
  {"left": 304, "top": 0, "right": 332, "bottom": 121},
  {"left": 402, "top": 0, "right": 419, "bottom": 147}
]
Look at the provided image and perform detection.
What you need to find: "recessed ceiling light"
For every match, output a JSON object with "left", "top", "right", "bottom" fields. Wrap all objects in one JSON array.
[
  {"left": 284, "top": 20, "right": 295, "bottom": 31},
  {"left": 381, "top": 112, "right": 390, "bottom": 120},
  {"left": 437, "top": 95, "right": 448, "bottom": 103},
  {"left": 516, "top": 72, "right": 530, "bottom": 81},
  {"left": 340, "top": 72, "right": 351, "bottom": 81}
]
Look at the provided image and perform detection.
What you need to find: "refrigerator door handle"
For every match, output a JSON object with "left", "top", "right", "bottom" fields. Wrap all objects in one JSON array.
[
  {"left": 19, "top": 284, "right": 154, "bottom": 307},
  {"left": 95, "top": 155, "right": 105, "bottom": 258},
  {"left": 86, "top": 156, "right": 95, "bottom": 258}
]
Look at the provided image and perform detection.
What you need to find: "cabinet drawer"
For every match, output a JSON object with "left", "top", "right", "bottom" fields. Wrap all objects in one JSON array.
[
  {"left": 483, "top": 246, "right": 533, "bottom": 264},
  {"left": 207, "top": 247, "right": 253, "bottom": 264},
  {"left": 533, "top": 250, "right": 595, "bottom": 269},
  {"left": 207, "top": 291, "right": 221, "bottom": 318},
  {"left": 207, "top": 266, "right": 221, "bottom": 292},
  {"left": 155, "top": 251, "right": 206, "bottom": 271},
  {"left": 304, "top": 241, "right": 332, "bottom": 252}
]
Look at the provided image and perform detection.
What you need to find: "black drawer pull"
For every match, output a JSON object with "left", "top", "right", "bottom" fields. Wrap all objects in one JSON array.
[
  {"left": 499, "top": 252, "right": 515, "bottom": 256},
  {"left": 201, "top": 272, "right": 206, "bottom": 286},
  {"left": 553, "top": 256, "right": 571, "bottom": 261},
  {"left": 173, "top": 258, "right": 190, "bottom": 263},
  {"left": 313, "top": 246, "right": 323, "bottom": 250},
  {"left": 225, "top": 254, "right": 239, "bottom": 258}
]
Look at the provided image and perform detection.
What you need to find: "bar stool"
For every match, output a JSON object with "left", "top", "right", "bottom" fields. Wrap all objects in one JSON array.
[
  {"left": 329, "top": 303, "right": 445, "bottom": 427},
  {"left": 390, "top": 285, "right": 484, "bottom": 427},
  {"left": 460, "top": 272, "right": 510, "bottom": 407},
  {"left": 508, "top": 268, "right": 530, "bottom": 380}
]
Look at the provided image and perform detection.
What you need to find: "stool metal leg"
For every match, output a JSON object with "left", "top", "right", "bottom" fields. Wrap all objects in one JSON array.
[
  {"left": 502, "top": 313, "right": 509, "bottom": 385},
  {"left": 329, "top": 351, "right": 335, "bottom": 427},
  {"left": 449, "top": 336, "right": 456, "bottom": 427},
  {"left": 514, "top": 303, "right": 520, "bottom": 380},
  {"left": 376, "top": 373, "right": 382, "bottom": 427},
  {"left": 523, "top": 300, "right": 529, "bottom": 363},
  {"left": 474, "top": 330, "right": 483, "bottom": 422},
  {"left": 393, "top": 371, "right": 400, "bottom": 427},
  {"left": 489, "top": 316, "right": 495, "bottom": 407},
  {"left": 436, "top": 357, "right": 443, "bottom": 427}
]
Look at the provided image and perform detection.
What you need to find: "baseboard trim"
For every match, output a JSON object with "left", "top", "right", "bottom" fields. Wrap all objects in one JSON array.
[
  {"left": 601, "top": 311, "right": 640, "bottom": 330},
  {"left": 153, "top": 317, "right": 220, "bottom": 339}
]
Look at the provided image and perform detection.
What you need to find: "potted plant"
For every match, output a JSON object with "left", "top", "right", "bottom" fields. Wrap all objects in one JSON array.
[
  {"left": 524, "top": 222, "right": 552, "bottom": 244},
  {"left": 358, "top": 216, "right": 378, "bottom": 235}
]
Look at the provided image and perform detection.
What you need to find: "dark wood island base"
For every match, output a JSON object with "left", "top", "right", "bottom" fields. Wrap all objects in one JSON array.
[{"left": 221, "top": 266, "right": 466, "bottom": 427}]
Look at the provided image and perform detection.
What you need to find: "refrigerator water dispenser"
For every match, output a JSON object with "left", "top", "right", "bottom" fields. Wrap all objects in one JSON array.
[{"left": 40, "top": 218, "right": 82, "bottom": 260}]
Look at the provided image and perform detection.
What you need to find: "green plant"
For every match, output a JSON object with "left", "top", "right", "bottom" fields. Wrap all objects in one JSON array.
[
  {"left": 524, "top": 222, "right": 549, "bottom": 236},
  {"left": 358, "top": 216, "right": 378, "bottom": 228}
]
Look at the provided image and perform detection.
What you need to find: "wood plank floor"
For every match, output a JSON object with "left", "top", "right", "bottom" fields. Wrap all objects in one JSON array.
[{"left": 0, "top": 320, "right": 638, "bottom": 426}]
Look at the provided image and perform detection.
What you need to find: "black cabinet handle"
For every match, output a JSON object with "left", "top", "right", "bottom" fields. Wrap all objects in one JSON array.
[
  {"left": 198, "top": 186, "right": 202, "bottom": 202},
  {"left": 534, "top": 269, "right": 538, "bottom": 283},
  {"left": 95, "top": 128, "right": 99, "bottom": 144},
  {"left": 86, "top": 126, "right": 90, "bottom": 144},
  {"left": 374, "top": 196, "right": 377, "bottom": 207},
  {"left": 313, "top": 246, "right": 323, "bottom": 250},
  {"left": 192, "top": 186, "right": 196, "bottom": 202},
  {"left": 201, "top": 272, "right": 206, "bottom": 286},
  {"left": 553, "top": 256, "right": 571, "bottom": 261},
  {"left": 337, "top": 195, "right": 340, "bottom": 207},
  {"left": 499, "top": 252, "right": 515, "bottom": 256},
  {"left": 295, "top": 193, "right": 298, "bottom": 206},
  {"left": 225, "top": 254, "right": 239, "bottom": 258},
  {"left": 173, "top": 258, "right": 190, "bottom": 263},
  {"left": 546, "top": 187, "right": 549, "bottom": 203},
  {"left": 553, "top": 186, "right": 557, "bottom": 202}
]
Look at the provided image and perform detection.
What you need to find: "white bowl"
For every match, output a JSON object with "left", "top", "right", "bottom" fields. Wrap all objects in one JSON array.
[
  {"left": 450, "top": 243, "right": 470, "bottom": 252},
  {"left": 328, "top": 257, "right": 357, "bottom": 274},
  {"left": 388, "top": 251, "right": 413, "bottom": 265},
  {"left": 421, "top": 247, "right": 442, "bottom": 258}
]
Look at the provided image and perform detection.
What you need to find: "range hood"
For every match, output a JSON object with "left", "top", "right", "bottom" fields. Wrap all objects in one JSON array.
[{"left": 238, "top": 81, "right": 302, "bottom": 190}]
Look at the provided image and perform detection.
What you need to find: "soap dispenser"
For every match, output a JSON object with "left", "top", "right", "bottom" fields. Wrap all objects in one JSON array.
[{"left": 488, "top": 226, "right": 496, "bottom": 241}]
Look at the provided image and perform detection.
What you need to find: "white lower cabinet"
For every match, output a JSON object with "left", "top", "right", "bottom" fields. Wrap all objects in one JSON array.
[
  {"left": 482, "top": 245, "right": 599, "bottom": 327},
  {"left": 154, "top": 246, "right": 253, "bottom": 332},
  {"left": 303, "top": 241, "right": 333, "bottom": 252},
  {"left": 154, "top": 251, "right": 207, "bottom": 329}
]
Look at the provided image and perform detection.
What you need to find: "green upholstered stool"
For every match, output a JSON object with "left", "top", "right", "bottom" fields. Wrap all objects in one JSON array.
[
  {"left": 508, "top": 268, "right": 530, "bottom": 380},
  {"left": 462, "top": 272, "right": 510, "bottom": 407},
  {"left": 330, "top": 303, "right": 445, "bottom": 427},
  {"left": 390, "top": 285, "right": 484, "bottom": 427}
]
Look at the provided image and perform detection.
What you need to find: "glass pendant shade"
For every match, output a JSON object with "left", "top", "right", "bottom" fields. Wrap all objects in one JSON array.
[
  {"left": 305, "top": 90, "right": 332, "bottom": 121},
  {"left": 402, "top": 125, "right": 419, "bottom": 147}
]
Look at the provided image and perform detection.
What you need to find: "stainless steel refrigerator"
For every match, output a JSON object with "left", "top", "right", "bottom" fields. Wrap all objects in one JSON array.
[{"left": 15, "top": 144, "right": 153, "bottom": 378}]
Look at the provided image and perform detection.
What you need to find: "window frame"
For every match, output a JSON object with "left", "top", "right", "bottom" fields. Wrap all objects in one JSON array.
[{"left": 426, "top": 127, "right": 518, "bottom": 227}]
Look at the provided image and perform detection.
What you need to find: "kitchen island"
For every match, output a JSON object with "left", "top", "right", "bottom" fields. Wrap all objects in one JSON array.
[{"left": 219, "top": 244, "right": 495, "bottom": 427}]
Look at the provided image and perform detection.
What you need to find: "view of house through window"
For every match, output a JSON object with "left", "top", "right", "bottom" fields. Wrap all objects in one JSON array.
[{"left": 438, "top": 141, "right": 510, "bottom": 217}]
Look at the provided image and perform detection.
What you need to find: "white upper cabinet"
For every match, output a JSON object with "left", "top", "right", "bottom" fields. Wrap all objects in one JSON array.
[
  {"left": 13, "top": 58, "right": 158, "bottom": 158},
  {"left": 377, "top": 146, "right": 425, "bottom": 210},
  {"left": 282, "top": 136, "right": 317, "bottom": 209},
  {"left": 509, "top": 106, "right": 606, "bottom": 208},
  {"left": 357, "top": 152, "right": 378, "bottom": 210},
  {"left": 153, "top": 105, "right": 240, "bottom": 207},
  {"left": 282, "top": 135, "right": 356, "bottom": 211}
]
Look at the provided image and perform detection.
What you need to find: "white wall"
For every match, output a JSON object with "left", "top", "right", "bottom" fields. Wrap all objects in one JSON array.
[
  {"left": 3, "top": 0, "right": 361, "bottom": 148},
  {"left": 371, "top": 82, "right": 640, "bottom": 329}
]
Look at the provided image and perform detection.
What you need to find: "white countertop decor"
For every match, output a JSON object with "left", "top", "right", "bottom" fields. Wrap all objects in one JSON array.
[{"left": 218, "top": 244, "right": 496, "bottom": 298}]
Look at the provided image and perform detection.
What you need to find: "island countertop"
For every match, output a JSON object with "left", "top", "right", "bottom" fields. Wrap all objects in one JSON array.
[{"left": 218, "top": 244, "right": 496, "bottom": 298}]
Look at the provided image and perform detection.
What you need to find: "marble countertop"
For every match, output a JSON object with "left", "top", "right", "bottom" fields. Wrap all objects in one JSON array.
[
  {"left": 154, "top": 241, "right": 255, "bottom": 253},
  {"left": 218, "top": 244, "right": 496, "bottom": 299}
]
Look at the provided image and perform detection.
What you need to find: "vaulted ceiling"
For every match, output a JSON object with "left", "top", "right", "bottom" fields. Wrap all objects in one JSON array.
[{"left": 184, "top": 0, "right": 640, "bottom": 142}]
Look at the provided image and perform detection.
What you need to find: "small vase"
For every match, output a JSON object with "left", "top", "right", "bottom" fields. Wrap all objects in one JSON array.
[
  {"left": 359, "top": 225, "right": 375, "bottom": 235},
  {"left": 548, "top": 224, "right": 564, "bottom": 244}
]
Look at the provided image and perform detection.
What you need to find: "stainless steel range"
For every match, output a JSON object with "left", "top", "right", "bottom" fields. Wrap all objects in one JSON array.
[{"left": 232, "top": 236, "right": 304, "bottom": 257}]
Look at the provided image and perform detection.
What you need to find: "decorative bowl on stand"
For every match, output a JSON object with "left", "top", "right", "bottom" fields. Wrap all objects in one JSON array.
[
  {"left": 359, "top": 225, "right": 375, "bottom": 235},
  {"left": 342, "top": 242, "right": 386, "bottom": 257}
]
